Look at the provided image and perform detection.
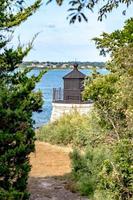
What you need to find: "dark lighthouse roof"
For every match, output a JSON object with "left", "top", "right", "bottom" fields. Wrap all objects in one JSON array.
[
  {"left": 52, "top": 63, "right": 86, "bottom": 103},
  {"left": 63, "top": 64, "right": 85, "bottom": 79}
]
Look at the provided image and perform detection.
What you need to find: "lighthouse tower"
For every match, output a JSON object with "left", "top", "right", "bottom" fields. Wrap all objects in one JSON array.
[{"left": 51, "top": 64, "right": 93, "bottom": 121}]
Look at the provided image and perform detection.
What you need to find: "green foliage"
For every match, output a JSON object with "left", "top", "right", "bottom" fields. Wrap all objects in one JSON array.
[
  {"left": 36, "top": 110, "right": 108, "bottom": 148},
  {"left": 70, "top": 139, "right": 133, "bottom": 199},
  {"left": 52, "top": 0, "right": 133, "bottom": 22},
  {"left": 96, "top": 139, "right": 133, "bottom": 199},
  {"left": 37, "top": 111, "right": 91, "bottom": 148},
  {"left": 0, "top": 0, "right": 42, "bottom": 29},
  {"left": 69, "top": 19, "right": 133, "bottom": 200},
  {"left": 83, "top": 18, "right": 133, "bottom": 199},
  {"left": 93, "top": 18, "right": 133, "bottom": 58},
  {"left": 84, "top": 18, "right": 133, "bottom": 140},
  {"left": 70, "top": 146, "right": 110, "bottom": 197},
  {"left": 0, "top": 0, "right": 44, "bottom": 199}
]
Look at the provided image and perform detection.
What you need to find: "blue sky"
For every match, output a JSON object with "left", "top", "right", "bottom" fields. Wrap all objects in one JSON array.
[{"left": 12, "top": 1, "right": 133, "bottom": 62}]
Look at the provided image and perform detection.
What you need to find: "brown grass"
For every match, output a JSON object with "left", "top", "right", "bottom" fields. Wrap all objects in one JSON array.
[{"left": 29, "top": 141, "right": 72, "bottom": 177}]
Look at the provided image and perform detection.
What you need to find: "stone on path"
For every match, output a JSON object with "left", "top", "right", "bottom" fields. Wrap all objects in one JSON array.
[{"left": 28, "top": 177, "right": 88, "bottom": 200}]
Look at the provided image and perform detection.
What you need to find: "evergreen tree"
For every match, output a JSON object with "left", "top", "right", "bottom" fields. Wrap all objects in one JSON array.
[{"left": 0, "top": 1, "right": 44, "bottom": 199}]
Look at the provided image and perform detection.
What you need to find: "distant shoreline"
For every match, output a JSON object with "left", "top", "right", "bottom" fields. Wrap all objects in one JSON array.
[
  {"left": 21, "top": 66, "right": 100, "bottom": 70},
  {"left": 20, "top": 61, "right": 105, "bottom": 70}
]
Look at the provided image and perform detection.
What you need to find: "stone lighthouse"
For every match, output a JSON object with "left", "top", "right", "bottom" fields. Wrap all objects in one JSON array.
[{"left": 51, "top": 64, "right": 93, "bottom": 121}]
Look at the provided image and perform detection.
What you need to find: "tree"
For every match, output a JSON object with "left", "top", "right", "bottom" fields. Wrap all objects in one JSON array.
[
  {"left": 49, "top": 0, "right": 133, "bottom": 22},
  {"left": 0, "top": 0, "right": 45, "bottom": 199},
  {"left": 82, "top": 18, "right": 133, "bottom": 200}
]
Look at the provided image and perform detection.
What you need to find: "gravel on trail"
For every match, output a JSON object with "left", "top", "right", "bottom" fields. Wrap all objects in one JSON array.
[{"left": 28, "top": 177, "right": 88, "bottom": 200}]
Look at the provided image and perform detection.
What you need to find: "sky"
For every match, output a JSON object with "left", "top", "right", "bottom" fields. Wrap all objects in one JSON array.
[{"left": 12, "top": 1, "right": 133, "bottom": 62}]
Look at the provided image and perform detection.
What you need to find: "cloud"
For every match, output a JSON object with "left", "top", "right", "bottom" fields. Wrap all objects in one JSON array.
[
  {"left": 44, "top": 24, "right": 56, "bottom": 29},
  {"left": 13, "top": 2, "right": 133, "bottom": 62}
]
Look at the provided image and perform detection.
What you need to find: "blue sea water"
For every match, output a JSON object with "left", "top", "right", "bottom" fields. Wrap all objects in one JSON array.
[{"left": 30, "top": 68, "right": 107, "bottom": 128}]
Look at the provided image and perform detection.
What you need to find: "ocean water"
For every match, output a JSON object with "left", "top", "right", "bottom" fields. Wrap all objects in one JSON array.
[{"left": 30, "top": 68, "right": 107, "bottom": 128}]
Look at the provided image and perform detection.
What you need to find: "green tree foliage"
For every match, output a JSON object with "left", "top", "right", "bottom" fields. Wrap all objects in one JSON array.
[
  {"left": 0, "top": 1, "right": 45, "bottom": 199},
  {"left": 81, "top": 18, "right": 133, "bottom": 199},
  {"left": 84, "top": 18, "right": 133, "bottom": 140},
  {"left": 51, "top": 0, "right": 133, "bottom": 22}
]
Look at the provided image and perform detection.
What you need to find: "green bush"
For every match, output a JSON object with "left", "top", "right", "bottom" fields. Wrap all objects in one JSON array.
[
  {"left": 36, "top": 110, "right": 105, "bottom": 148},
  {"left": 70, "top": 146, "right": 109, "bottom": 198},
  {"left": 97, "top": 139, "right": 133, "bottom": 200},
  {"left": 36, "top": 111, "right": 90, "bottom": 147},
  {"left": 70, "top": 139, "right": 133, "bottom": 200}
]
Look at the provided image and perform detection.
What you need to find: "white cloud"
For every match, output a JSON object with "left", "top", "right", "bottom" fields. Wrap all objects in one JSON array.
[{"left": 12, "top": 2, "right": 133, "bottom": 61}]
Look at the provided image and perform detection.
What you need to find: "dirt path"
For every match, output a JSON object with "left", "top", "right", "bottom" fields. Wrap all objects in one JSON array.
[
  {"left": 28, "top": 141, "right": 88, "bottom": 200},
  {"left": 29, "top": 141, "right": 72, "bottom": 177},
  {"left": 28, "top": 177, "right": 88, "bottom": 200}
]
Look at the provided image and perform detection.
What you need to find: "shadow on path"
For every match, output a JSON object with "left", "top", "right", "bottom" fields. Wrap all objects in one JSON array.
[{"left": 28, "top": 176, "right": 88, "bottom": 200}]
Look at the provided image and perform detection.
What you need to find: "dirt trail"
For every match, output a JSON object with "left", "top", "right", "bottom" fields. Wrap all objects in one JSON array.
[
  {"left": 28, "top": 177, "right": 88, "bottom": 200},
  {"left": 29, "top": 141, "right": 72, "bottom": 177},
  {"left": 28, "top": 141, "right": 88, "bottom": 200}
]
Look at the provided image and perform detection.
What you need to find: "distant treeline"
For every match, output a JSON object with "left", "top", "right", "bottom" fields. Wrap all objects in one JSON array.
[{"left": 21, "top": 61, "right": 105, "bottom": 68}]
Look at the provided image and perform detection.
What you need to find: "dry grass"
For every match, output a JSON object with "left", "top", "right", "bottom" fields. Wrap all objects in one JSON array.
[{"left": 29, "top": 141, "right": 72, "bottom": 177}]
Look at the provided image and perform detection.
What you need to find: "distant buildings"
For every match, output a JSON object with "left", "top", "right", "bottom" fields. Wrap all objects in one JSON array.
[{"left": 20, "top": 61, "right": 105, "bottom": 69}]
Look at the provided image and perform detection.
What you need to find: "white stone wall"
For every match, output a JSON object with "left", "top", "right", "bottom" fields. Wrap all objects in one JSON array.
[{"left": 50, "top": 103, "right": 93, "bottom": 122}]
